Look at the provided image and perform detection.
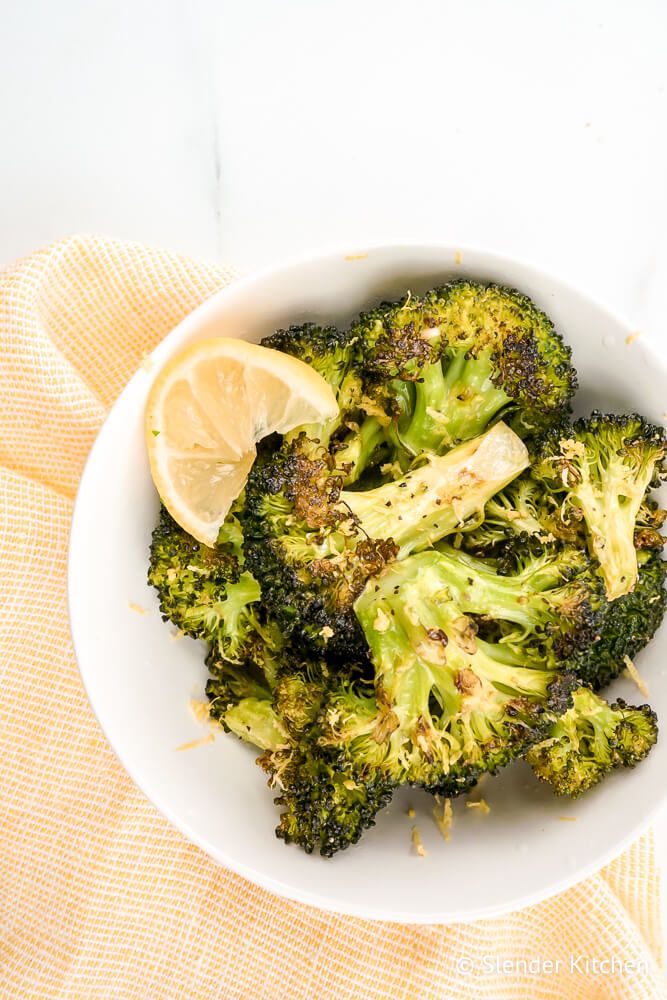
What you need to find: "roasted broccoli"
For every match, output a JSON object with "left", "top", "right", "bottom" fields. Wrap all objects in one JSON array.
[
  {"left": 574, "top": 550, "right": 667, "bottom": 690},
  {"left": 271, "top": 665, "right": 396, "bottom": 858},
  {"left": 243, "top": 421, "right": 529, "bottom": 658},
  {"left": 352, "top": 281, "right": 577, "bottom": 455},
  {"left": 262, "top": 739, "right": 395, "bottom": 857},
  {"left": 321, "top": 552, "right": 578, "bottom": 795},
  {"left": 423, "top": 544, "right": 604, "bottom": 661},
  {"left": 208, "top": 661, "right": 394, "bottom": 856},
  {"left": 533, "top": 413, "right": 666, "bottom": 600},
  {"left": 262, "top": 323, "right": 388, "bottom": 484},
  {"left": 526, "top": 686, "right": 657, "bottom": 796},
  {"left": 457, "top": 471, "right": 584, "bottom": 569},
  {"left": 148, "top": 287, "right": 667, "bottom": 858},
  {"left": 148, "top": 502, "right": 284, "bottom": 668}
]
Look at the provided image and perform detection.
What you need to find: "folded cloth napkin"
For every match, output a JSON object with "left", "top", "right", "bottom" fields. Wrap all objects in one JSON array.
[{"left": 0, "top": 237, "right": 664, "bottom": 1000}]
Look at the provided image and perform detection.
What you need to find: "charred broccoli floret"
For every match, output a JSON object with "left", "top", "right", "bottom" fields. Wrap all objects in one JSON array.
[
  {"left": 457, "top": 471, "right": 584, "bottom": 568},
  {"left": 243, "top": 422, "right": 529, "bottom": 658},
  {"left": 533, "top": 413, "right": 666, "bottom": 600},
  {"left": 148, "top": 503, "right": 283, "bottom": 665},
  {"left": 148, "top": 506, "right": 241, "bottom": 614},
  {"left": 321, "top": 552, "right": 577, "bottom": 795},
  {"left": 263, "top": 741, "right": 395, "bottom": 856},
  {"left": 423, "top": 544, "right": 604, "bottom": 661},
  {"left": 268, "top": 663, "right": 395, "bottom": 856},
  {"left": 211, "top": 661, "right": 394, "bottom": 856},
  {"left": 575, "top": 550, "right": 666, "bottom": 690},
  {"left": 262, "top": 323, "right": 389, "bottom": 485},
  {"left": 526, "top": 687, "right": 657, "bottom": 796},
  {"left": 352, "top": 281, "right": 577, "bottom": 455}
]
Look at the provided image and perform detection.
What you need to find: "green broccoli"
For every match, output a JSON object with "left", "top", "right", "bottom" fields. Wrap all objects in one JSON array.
[
  {"left": 457, "top": 471, "right": 584, "bottom": 569},
  {"left": 148, "top": 503, "right": 282, "bottom": 665},
  {"left": 243, "top": 421, "right": 529, "bottom": 658},
  {"left": 533, "top": 413, "right": 666, "bottom": 600},
  {"left": 526, "top": 687, "right": 657, "bottom": 796},
  {"left": 148, "top": 302, "right": 667, "bottom": 858},
  {"left": 266, "top": 744, "right": 395, "bottom": 856},
  {"left": 574, "top": 550, "right": 666, "bottom": 690},
  {"left": 321, "top": 552, "right": 578, "bottom": 795},
  {"left": 209, "top": 661, "right": 394, "bottom": 856},
  {"left": 262, "top": 323, "right": 388, "bottom": 484},
  {"left": 352, "top": 281, "right": 577, "bottom": 454},
  {"left": 421, "top": 543, "right": 604, "bottom": 661}
]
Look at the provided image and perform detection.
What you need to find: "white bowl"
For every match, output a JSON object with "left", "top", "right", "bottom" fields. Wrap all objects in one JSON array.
[{"left": 68, "top": 244, "right": 667, "bottom": 923}]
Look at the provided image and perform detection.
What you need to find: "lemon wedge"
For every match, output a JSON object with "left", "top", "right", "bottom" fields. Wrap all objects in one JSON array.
[{"left": 145, "top": 337, "right": 338, "bottom": 545}]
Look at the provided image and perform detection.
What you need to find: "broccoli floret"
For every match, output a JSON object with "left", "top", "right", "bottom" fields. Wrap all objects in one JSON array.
[
  {"left": 262, "top": 323, "right": 388, "bottom": 484},
  {"left": 210, "top": 658, "right": 394, "bottom": 856},
  {"left": 458, "top": 472, "right": 584, "bottom": 567},
  {"left": 148, "top": 503, "right": 281, "bottom": 664},
  {"left": 533, "top": 413, "right": 666, "bottom": 600},
  {"left": 352, "top": 281, "right": 577, "bottom": 454},
  {"left": 205, "top": 632, "right": 283, "bottom": 713},
  {"left": 269, "top": 664, "right": 395, "bottom": 855},
  {"left": 575, "top": 550, "right": 666, "bottom": 690},
  {"left": 423, "top": 544, "right": 604, "bottom": 661},
  {"left": 148, "top": 503, "right": 239, "bottom": 630},
  {"left": 321, "top": 552, "right": 577, "bottom": 794},
  {"left": 265, "top": 744, "right": 395, "bottom": 856},
  {"left": 243, "top": 421, "right": 529, "bottom": 658},
  {"left": 526, "top": 687, "right": 657, "bottom": 796}
]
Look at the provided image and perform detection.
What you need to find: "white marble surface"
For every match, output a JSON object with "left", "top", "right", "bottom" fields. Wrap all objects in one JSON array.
[{"left": 4, "top": 0, "right": 667, "bottom": 934}]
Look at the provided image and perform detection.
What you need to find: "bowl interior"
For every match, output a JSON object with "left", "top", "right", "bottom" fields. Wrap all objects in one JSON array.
[{"left": 69, "top": 245, "right": 667, "bottom": 923}]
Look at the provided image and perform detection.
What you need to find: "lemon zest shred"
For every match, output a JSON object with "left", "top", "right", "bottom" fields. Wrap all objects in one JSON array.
[
  {"left": 623, "top": 654, "right": 649, "bottom": 697},
  {"left": 128, "top": 601, "right": 149, "bottom": 615},
  {"left": 433, "top": 796, "right": 453, "bottom": 841},
  {"left": 175, "top": 731, "right": 215, "bottom": 752},
  {"left": 411, "top": 825, "right": 427, "bottom": 857},
  {"left": 189, "top": 699, "right": 211, "bottom": 723}
]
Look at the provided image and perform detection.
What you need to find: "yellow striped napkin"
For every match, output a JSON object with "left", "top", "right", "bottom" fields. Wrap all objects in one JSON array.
[{"left": 0, "top": 237, "right": 663, "bottom": 999}]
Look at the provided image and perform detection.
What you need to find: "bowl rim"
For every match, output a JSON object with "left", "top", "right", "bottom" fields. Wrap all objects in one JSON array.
[{"left": 68, "top": 240, "right": 665, "bottom": 923}]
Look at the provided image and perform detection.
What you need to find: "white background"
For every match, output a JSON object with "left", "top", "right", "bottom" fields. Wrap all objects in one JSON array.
[{"left": 4, "top": 0, "right": 667, "bottom": 938}]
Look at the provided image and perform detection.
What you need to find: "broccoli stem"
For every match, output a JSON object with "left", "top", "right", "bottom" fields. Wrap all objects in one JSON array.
[
  {"left": 575, "top": 463, "right": 651, "bottom": 601},
  {"left": 334, "top": 416, "right": 386, "bottom": 484},
  {"left": 399, "top": 353, "right": 511, "bottom": 455},
  {"left": 397, "top": 546, "right": 576, "bottom": 633},
  {"left": 345, "top": 556, "right": 565, "bottom": 785},
  {"left": 342, "top": 422, "right": 529, "bottom": 555},
  {"left": 223, "top": 697, "right": 289, "bottom": 751}
]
